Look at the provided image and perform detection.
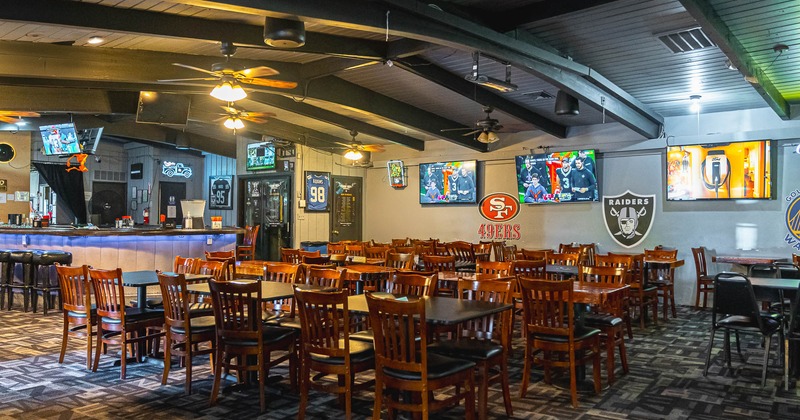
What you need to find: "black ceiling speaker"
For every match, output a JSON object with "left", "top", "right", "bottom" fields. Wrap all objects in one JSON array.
[
  {"left": 264, "top": 17, "right": 306, "bottom": 48},
  {"left": 555, "top": 90, "right": 580, "bottom": 115},
  {"left": 0, "top": 143, "right": 15, "bottom": 163}
]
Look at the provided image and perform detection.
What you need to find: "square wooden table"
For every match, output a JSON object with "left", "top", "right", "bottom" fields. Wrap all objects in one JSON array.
[{"left": 347, "top": 294, "right": 512, "bottom": 325}]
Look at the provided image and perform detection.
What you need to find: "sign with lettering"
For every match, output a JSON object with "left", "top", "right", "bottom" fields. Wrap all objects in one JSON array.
[
  {"left": 477, "top": 193, "right": 521, "bottom": 240},
  {"left": 305, "top": 171, "right": 330, "bottom": 212},
  {"left": 209, "top": 175, "right": 233, "bottom": 210},
  {"left": 603, "top": 190, "right": 655, "bottom": 248}
]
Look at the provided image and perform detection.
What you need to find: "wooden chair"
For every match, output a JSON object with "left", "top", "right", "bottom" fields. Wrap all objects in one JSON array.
[
  {"left": 345, "top": 244, "right": 365, "bottom": 257},
  {"left": 87, "top": 268, "right": 165, "bottom": 380},
  {"left": 295, "top": 288, "right": 374, "bottom": 419},
  {"left": 236, "top": 225, "right": 260, "bottom": 261},
  {"left": 502, "top": 245, "right": 517, "bottom": 262},
  {"left": 393, "top": 245, "right": 415, "bottom": 254},
  {"left": 304, "top": 267, "right": 345, "bottom": 289},
  {"left": 429, "top": 279, "right": 514, "bottom": 419},
  {"left": 281, "top": 248, "right": 302, "bottom": 264},
  {"left": 55, "top": 264, "right": 96, "bottom": 370},
  {"left": 510, "top": 260, "right": 548, "bottom": 344},
  {"left": 205, "top": 250, "right": 235, "bottom": 260},
  {"left": 302, "top": 255, "right": 331, "bottom": 265},
  {"left": 518, "top": 277, "right": 601, "bottom": 408},
  {"left": 579, "top": 265, "right": 629, "bottom": 385},
  {"left": 365, "top": 246, "right": 391, "bottom": 260},
  {"left": 490, "top": 241, "right": 506, "bottom": 262},
  {"left": 433, "top": 245, "right": 450, "bottom": 256},
  {"left": 610, "top": 252, "right": 658, "bottom": 329},
  {"left": 366, "top": 293, "right": 476, "bottom": 419},
  {"left": 644, "top": 248, "right": 678, "bottom": 320},
  {"left": 595, "top": 254, "right": 634, "bottom": 338},
  {"left": 520, "top": 249, "right": 552, "bottom": 261},
  {"left": 446, "top": 241, "right": 477, "bottom": 272},
  {"left": 547, "top": 253, "right": 580, "bottom": 279},
  {"left": 157, "top": 272, "right": 216, "bottom": 395},
  {"left": 473, "top": 242, "right": 492, "bottom": 262},
  {"left": 193, "top": 259, "right": 228, "bottom": 282},
  {"left": 327, "top": 242, "right": 346, "bottom": 255},
  {"left": 391, "top": 238, "right": 410, "bottom": 247},
  {"left": 413, "top": 242, "right": 435, "bottom": 257},
  {"left": 692, "top": 247, "right": 715, "bottom": 309},
  {"left": 389, "top": 271, "right": 436, "bottom": 297},
  {"left": 475, "top": 261, "right": 513, "bottom": 276},
  {"left": 205, "top": 251, "right": 236, "bottom": 281},
  {"left": 174, "top": 256, "right": 196, "bottom": 274},
  {"left": 208, "top": 280, "right": 297, "bottom": 413},
  {"left": 422, "top": 255, "right": 456, "bottom": 272},
  {"left": 578, "top": 243, "right": 597, "bottom": 267},
  {"left": 385, "top": 252, "right": 415, "bottom": 270},
  {"left": 263, "top": 263, "right": 302, "bottom": 323}
]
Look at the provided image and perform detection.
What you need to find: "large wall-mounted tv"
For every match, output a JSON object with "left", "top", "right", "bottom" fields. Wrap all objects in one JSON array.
[
  {"left": 666, "top": 140, "right": 772, "bottom": 200},
  {"left": 40, "top": 123, "right": 81, "bottom": 156},
  {"left": 419, "top": 160, "right": 478, "bottom": 204},
  {"left": 515, "top": 149, "right": 599, "bottom": 203},
  {"left": 246, "top": 142, "right": 276, "bottom": 171}
]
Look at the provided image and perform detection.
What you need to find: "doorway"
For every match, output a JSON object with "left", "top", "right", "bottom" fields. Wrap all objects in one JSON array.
[
  {"left": 159, "top": 181, "right": 186, "bottom": 225},
  {"left": 240, "top": 174, "right": 292, "bottom": 261},
  {"left": 329, "top": 175, "right": 362, "bottom": 242}
]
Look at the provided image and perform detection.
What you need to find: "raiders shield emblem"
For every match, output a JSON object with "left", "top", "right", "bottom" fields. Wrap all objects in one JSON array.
[{"left": 603, "top": 190, "right": 655, "bottom": 248}]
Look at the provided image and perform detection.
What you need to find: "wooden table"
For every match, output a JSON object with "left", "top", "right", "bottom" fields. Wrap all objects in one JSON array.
[
  {"left": 187, "top": 280, "right": 331, "bottom": 301},
  {"left": 338, "top": 265, "right": 395, "bottom": 294},
  {"left": 436, "top": 271, "right": 514, "bottom": 282},
  {"left": 713, "top": 255, "right": 787, "bottom": 267},
  {"left": 122, "top": 271, "right": 211, "bottom": 309},
  {"left": 642, "top": 258, "right": 684, "bottom": 286},
  {"left": 347, "top": 294, "right": 512, "bottom": 325}
]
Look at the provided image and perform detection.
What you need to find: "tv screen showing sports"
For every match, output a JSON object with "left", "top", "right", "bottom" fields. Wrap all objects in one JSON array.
[
  {"left": 40, "top": 123, "right": 81, "bottom": 156},
  {"left": 246, "top": 142, "right": 276, "bottom": 171},
  {"left": 419, "top": 160, "right": 478, "bottom": 204},
  {"left": 666, "top": 140, "right": 772, "bottom": 200},
  {"left": 515, "top": 149, "right": 599, "bottom": 203}
]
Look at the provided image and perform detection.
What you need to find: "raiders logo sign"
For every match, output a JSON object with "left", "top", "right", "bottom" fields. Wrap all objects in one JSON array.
[{"left": 602, "top": 190, "right": 655, "bottom": 248}]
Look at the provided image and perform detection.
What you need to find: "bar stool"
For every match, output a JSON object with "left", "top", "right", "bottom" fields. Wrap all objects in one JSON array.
[
  {"left": 0, "top": 250, "right": 12, "bottom": 310},
  {"left": 6, "top": 250, "right": 36, "bottom": 311},
  {"left": 31, "top": 250, "right": 73, "bottom": 315}
]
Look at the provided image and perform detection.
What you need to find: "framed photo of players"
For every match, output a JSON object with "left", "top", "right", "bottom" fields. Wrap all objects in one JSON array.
[
  {"left": 305, "top": 171, "right": 330, "bottom": 212},
  {"left": 209, "top": 175, "right": 234, "bottom": 210}
]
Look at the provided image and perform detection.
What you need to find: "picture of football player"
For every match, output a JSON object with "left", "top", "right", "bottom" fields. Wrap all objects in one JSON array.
[
  {"left": 454, "top": 166, "right": 475, "bottom": 202},
  {"left": 568, "top": 157, "right": 597, "bottom": 201},
  {"left": 523, "top": 173, "right": 547, "bottom": 203},
  {"left": 556, "top": 156, "right": 573, "bottom": 202}
]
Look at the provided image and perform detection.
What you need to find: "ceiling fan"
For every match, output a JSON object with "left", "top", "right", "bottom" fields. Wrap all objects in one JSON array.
[
  {"left": 159, "top": 42, "right": 297, "bottom": 100},
  {"left": 441, "top": 106, "right": 503, "bottom": 143},
  {"left": 0, "top": 111, "right": 40, "bottom": 125},
  {"left": 342, "top": 130, "right": 384, "bottom": 160},
  {"left": 218, "top": 104, "right": 275, "bottom": 130}
]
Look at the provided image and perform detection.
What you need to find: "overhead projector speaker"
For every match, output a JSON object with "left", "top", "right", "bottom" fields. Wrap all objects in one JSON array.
[
  {"left": 0, "top": 143, "right": 15, "bottom": 163},
  {"left": 554, "top": 90, "right": 580, "bottom": 115},
  {"left": 264, "top": 17, "right": 306, "bottom": 48}
]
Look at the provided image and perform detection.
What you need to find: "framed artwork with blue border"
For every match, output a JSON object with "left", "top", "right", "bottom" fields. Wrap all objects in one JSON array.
[{"left": 305, "top": 171, "right": 330, "bottom": 212}]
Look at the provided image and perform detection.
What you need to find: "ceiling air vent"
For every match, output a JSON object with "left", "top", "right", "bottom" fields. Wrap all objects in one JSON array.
[
  {"left": 524, "top": 90, "right": 555, "bottom": 101},
  {"left": 657, "top": 27, "right": 716, "bottom": 53}
]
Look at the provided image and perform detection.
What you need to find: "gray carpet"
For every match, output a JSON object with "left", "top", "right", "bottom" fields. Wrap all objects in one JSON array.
[{"left": 0, "top": 305, "right": 799, "bottom": 419}]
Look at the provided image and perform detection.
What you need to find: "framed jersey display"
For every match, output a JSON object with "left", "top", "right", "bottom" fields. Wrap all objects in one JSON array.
[
  {"left": 305, "top": 171, "right": 330, "bottom": 212},
  {"left": 209, "top": 175, "right": 234, "bottom": 209}
]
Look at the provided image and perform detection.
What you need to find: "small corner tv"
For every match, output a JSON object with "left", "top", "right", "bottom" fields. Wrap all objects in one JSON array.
[
  {"left": 419, "top": 160, "right": 478, "bottom": 204},
  {"left": 666, "top": 140, "right": 772, "bottom": 200},
  {"left": 246, "top": 142, "right": 276, "bottom": 171},
  {"left": 515, "top": 149, "right": 598, "bottom": 203},
  {"left": 40, "top": 123, "right": 81, "bottom": 156}
]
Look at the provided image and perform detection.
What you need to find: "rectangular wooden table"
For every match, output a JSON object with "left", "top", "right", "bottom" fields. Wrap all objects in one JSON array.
[
  {"left": 347, "top": 294, "right": 512, "bottom": 325},
  {"left": 122, "top": 271, "right": 212, "bottom": 309},
  {"left": 187, "top": 279, "right": 302, "bottom": 301},
  {"left": 713, "top": 255, "right": 788, "bottom": 267}
]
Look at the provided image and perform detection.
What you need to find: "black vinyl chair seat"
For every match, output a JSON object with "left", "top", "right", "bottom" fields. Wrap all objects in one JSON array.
[
  {"left": 309, "top": 339, "right": 374, "bottom": 365},
  {"left": 169, "top": 315, "right": 216, "bottom": 335},
  {"left": 427, "top": 339, "right": 503, "bottom": 360},
  {"left": 584, "top": 313, "right": 624, "bottom": 327},
  {"left": 532, "top": 326, "right": 600, "bottom": 343},
  {"left": 717, "top": 314, "right": 781, "bottom": 334},
  {"left": 32, "top": 251, "right": 73, "bottom": 265},
  {"left": 384, "top": 352, "right": 475, "bottom": 381},
  {"left": 100, "top": 307, "right": 163, "bottom": 324},
  {"left": 224, "top": 326, "right": 296, "bottom": 347}
]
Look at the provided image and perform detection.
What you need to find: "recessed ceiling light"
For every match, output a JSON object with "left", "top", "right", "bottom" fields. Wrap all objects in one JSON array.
[{"left": 87, "top": 36, "right": 104, "bottom": 45}]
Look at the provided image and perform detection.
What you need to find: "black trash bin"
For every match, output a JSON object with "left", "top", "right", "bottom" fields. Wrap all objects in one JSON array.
[{"left": 300, "top": 241, "right": 328, "bottom": 255}]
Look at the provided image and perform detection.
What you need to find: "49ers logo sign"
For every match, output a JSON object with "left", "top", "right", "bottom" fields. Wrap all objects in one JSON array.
[{"left": 477, "top": 193, "right": 521, "bottom": 240}]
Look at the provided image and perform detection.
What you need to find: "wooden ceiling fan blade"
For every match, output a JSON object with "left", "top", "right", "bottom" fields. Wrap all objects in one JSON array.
[
  {"left": 236, "top": 66, "right": 279, "bottom": 78},
  {"left": 0, "top": 115, "right": 16, "bottom": 124},
  {"left": 440, "top": 127, "right": 472, "bottom": 132},
  {"left": 241, "top": 78, "right": 298, "bottom": 89},
  {"left": 361, "top": 144, "right": 385, "bottom": 152},
  {"left": 241, "top": 111, "right": 276, "bottom": 118},
  {"left": 172, "top": 63, "right": 218, "bottom": 76},
  {"left": 0, "top": 111, "right": 40, "bottom": 118},
  {"left": 461, "top": 129, "right": 481, "bottom": 136},
  {"left": 243, "top": 117, "right": 268, "bottom": 124},
  {"left": 159, "top": 77, "right": 217, "bottom": 83},
  {"left": 220, "top": 105, "right": 239, "bottom": 114}
]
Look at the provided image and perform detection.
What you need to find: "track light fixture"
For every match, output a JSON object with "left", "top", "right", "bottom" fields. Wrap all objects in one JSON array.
[{"left": 465, "top": 52, "right": 518, "bottom": 93}]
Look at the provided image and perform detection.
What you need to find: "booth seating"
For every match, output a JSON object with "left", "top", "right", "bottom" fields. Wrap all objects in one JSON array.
[{"left": 30, "top": 250, "right": 73, "bottom": 315}]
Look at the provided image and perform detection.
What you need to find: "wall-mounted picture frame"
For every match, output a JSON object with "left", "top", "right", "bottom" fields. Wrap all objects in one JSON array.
[
  {"left": 131, "top": 186, "right": 137, "bottom": 198},
  {"left": 387, "top": 160, "right": 406, "bottom": 188},
  {"left": 209, "top": 175, "right": 234, "bottom": 210},
  {"left": 305, "top": 171, "right": 330, "bottom": 212},
  {"left": 142, "top": 190, "right": 148, "bottom": 203},
  {"left": 131, "top": 200, "right": 137, "bottom": 210}
]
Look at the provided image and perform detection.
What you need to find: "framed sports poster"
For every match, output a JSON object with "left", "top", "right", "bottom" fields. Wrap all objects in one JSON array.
[
  {"left": 209, "top": 175, "right": 234, "bottom": 210},
  {"left": 305, "top": 171, "right": 330, "bottom": 212}
]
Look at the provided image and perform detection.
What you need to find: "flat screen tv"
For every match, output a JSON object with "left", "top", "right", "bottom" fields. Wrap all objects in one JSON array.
[
  {"left": 419, "top": 160, "right": 478, "bottom": 204},
  {"left": 40, "top": 123, "right": 81, "bottom": 156},
  {"left": 666, "top": 140, "right": 772, "bottom": 200},
  {"left": 77, "top": 127, "right": 104, "bottom": 155},
  {"left": 515, "top": 149, "right": 599, "bottom": 203},
  {"left": 246, "top": 141, "right": 276, "bottom": 171}
]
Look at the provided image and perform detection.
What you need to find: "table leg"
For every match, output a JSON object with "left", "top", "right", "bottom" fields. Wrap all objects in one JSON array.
[{"left": 136, "top": 286, "right": 148, "bottom": 310}]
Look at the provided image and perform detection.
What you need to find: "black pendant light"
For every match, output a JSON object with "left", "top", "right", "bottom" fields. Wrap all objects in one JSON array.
[
  {"left": 264, "top": 17, "right": 306, "bottom": 48},
  {"left": 554, "top": 90, "right": 580, "bottom": 115}
]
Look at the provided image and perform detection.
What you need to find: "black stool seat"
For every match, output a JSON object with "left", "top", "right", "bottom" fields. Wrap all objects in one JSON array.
[
  {"left": 5, "top": 250, "right": 38, "bottom": 312},
  {"left": 31, "top": 250, "right": 73, "bottom": 315},
  {"left": 0, "top": 250, "right": 13, "bottom": 310}
]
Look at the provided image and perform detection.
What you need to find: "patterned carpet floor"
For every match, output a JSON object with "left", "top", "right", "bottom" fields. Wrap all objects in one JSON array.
[{"left": 1, "top": 305, "right": 799, "bottom": 419}]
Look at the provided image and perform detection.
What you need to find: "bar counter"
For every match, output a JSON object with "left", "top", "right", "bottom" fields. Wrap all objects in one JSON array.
[{"left": 0, "top": 225, "right": 243, "bottom": 271}]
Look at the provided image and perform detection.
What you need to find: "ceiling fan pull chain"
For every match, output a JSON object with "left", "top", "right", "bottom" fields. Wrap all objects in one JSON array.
[{"left": 385, "top": 11, "right": 390, "bottom": 42}]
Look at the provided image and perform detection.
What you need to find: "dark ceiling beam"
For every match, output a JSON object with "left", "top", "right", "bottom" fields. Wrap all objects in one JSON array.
[
  {"left": 0, "top": 0, "right": 387, "bottom": 60},
  {"left": 183, "top": 0, "right": 662, "bottom": 138},
  {"left": 678, "top": 0, "right": 790, "bottom": 119},
  {"left": 247, "top": 92, "right": 426, "bottom": 150},
  {"left": 306, "top": 75, "right": 488, "bottom": 151},
  {"left": 0, "top": 75, "right": 210, "bottom": 95},
  {"left": 484, "top": 0, "right": 622, "bottom": 33},
  {"left": 0, "top": 86, "right": 138, "bottom": 114},
  {"left": 393, "top": 56, "right": 567, "bottom": 138}
]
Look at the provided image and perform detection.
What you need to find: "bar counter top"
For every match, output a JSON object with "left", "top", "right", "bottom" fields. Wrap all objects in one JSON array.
[{"left": 0, "top": 226, "right": 244, "bottom": 236}]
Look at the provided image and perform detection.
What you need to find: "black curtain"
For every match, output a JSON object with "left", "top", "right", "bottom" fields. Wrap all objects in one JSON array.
[{"left": 32, "top": 162, "right": 87, "bottom": 224}]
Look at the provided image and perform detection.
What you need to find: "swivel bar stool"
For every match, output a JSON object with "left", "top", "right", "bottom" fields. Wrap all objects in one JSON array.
[{"left": 31, "top": 250, "right": 73, "bottom": 315}]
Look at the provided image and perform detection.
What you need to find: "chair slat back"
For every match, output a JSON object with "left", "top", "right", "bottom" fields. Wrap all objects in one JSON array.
[
  {"left": 88, "top": 267, "right": 126, "bottom": 322},
  {"left": 205, "top": 250, "right": 235, "bottom": 260},
  {"left": 491, "top": 241, "right": 506, "bottom": 262},
  {"left": 305, "top": 267, "right": 344, "bottom": 289},
  {"left": 158, "top": 272, "right": 190, "bottom": 328},
  {"left": 365, "top": 246, "right": 391, "bottom": 259},
  {"left": 390, "top": 272, "right": 435, "bottom": 297},
  {"left": 520, "top": 249, "right": 552, "bottom": 261},
  {"left": 518, "top": 277, "right": 574, "bottom": 338},
  {"left": 327, "top": 242, "right": 346, "bottom": 255},
  {"left": 295, "top": 289, "right": 350, "bottom": 358},
  {"left": 345, "top": 244, "right": 365, "bottom": 257},
  {"left": 391, "top": 238, "right": 410, "bottom": 247},
  {"left": 193, "top": 259, "right": 228, "bottom": 281},
  {"left": 644, "top": 249, "right": 678, "bottom": 260},
  {"left": 174, "top": 256, "right": 196, "bottom": 274},
  {"left": 367, "top": 293, "right": 426, "bottom": 375},
  {"left": 302, "top": 255, "right": 331, "bottom": 265},
  {"left": 421, "top": 255, "right": 456, "bottom": 272},
  {"left": 386, "top": 252, "right": 415, "bottom": 270},
  {"left": 55, "top": 264, "right": 91, "bottom": 313},
  {"left": 281, "top": 248, "right": 302, "bottom": 264},
  {"left": 359, "top": 270, "right": 393, "bottom": 293},
  {"left": 475, "top": 261, "right": 513, "bottom": 276},
  {"left": 502, "top": 245, "right": 517, "bottom": 262},
  {"left": 446, "top": 241, "right": 475, "bottom": 264},
  {"left": 547, "top": 252, "right": 579, "bottom": 266},
  {"left": 208, "top": 279, "right": 262, "bottom": 341},
  {"left": 691, "top": 247, "right": 708, "bottom": 277},
  {"left": 457, "top": 279, "right": 512, "bottom": 343},
  {"left": 266, "top": 263, "right": 300, "bottom": 283},
  {"left": 580, "top": 265, "right": 626, "bottom": 287}
]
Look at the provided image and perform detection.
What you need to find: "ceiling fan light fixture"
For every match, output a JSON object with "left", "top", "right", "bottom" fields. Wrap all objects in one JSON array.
[
  {"left": 264, "top": 17, "right": 306, "bottom": 48},
  {"left": 223, "top": 116, "right": 245, "bottom": 130},
  {"left": 210, "top": 78, "right": 247, "bottom": 102},
  {"left": 689, "top": 94, "right": 702, "bottom": 113},
  {"left": 343, "top": 148, "right": 363, "bottom": 161}
]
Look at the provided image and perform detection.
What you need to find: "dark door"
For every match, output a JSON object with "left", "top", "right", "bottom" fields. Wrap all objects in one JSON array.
[
  {"left": 241, "top": 174, "right": 292, "bottom": 261},
  {"left": 159, "top": 182, "right": 186, "bottom": 226},
  {"left": 91, "top": 182, "right": 126, "bottom": 227},
  {"left": 330, "top": 175, "right": 362, "bottom": 242}
]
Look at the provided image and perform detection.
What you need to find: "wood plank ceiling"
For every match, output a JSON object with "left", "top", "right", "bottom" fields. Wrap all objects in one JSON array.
[{"left": 0, "top": 0, "right": 794, "bottom": 158}]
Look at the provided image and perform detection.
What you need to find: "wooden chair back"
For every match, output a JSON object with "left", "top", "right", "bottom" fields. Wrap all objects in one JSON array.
[
  {"left": 393, "top": 245, "right": 415, "bottom": 254},
  {"left": 367, "top": 292, "right": 426, "bottom": 369},
  {"left": 413, "top": 242, "right": 435, "bottom": 256},
  {"left": 302, "top": 255, "right": 331, "bottom": 265},
  {"left": 236, "top": 225, "right": 260, "bottom": 261},
  {"left": 595, "top": 254, "right": 633, "bottom": 269},
  {"left": 386, "top": 252, "right": 415, "bottom": 270},
  {"left": 446, "top": 241, "right": 476, "bottom": 264},
  {"left": 391, "top": 238, "right": 410, "bottom": 247},
  {"left": 559, "top": 243, "right": 580, "bottom": 253},
  {"left": 295, "top": 289, "right": 351, "bottom": 359},
  {"left": 193, "top": 259, "right": 228, "bottom": 281},
  {"left": 421, "top": 255, "right": 456, "bottom": 272},
  {"left": 512, "top": 259, "right": 547, "bottom": 279},
  {"left": 547, "top": 252, "right": 580, "bottom": 266},
  {"left": 208, "top": 279, "right": 262, "bottom": 344},
  {"left": 205, "top": 251, "right": 235, "bottom": 280},
  {"left": 473, "top": 242, "right": 492, "bottom": 261},
  {"left": 358, "top": 270, "right": 393, "bottom": 294},
  {"left": 490, "top": 241, "right": 506, "bottom": 262},
  {"left": 390, "top": 271, "right": 436, "bottom": 296},
  {"left": 475, "top": 261, "right": 513, "bottom": 276},
  {"left": 691, "top": 247, "right": 709, "bottom": 278},
  {"left": 579, "top": 265, "right": 627, "bottom": 287},
  {"left": 265, "top": 263, "right": 300, "bottom": 283},
  {"left": 794, "top": 253, "right": 800, "bottom": 267},
  {"left": 433, "top": 245, "right": 450, "bottom": 256},
  {"left": 502, "top": 245, "right": 517, "bottom": 262},
  {"left": 87, "top": 268, "right": 127, "bottom": 323},
  {"left": 644, "top": 248, "right": 678, "bottom": 260},
  {"left": 365, "top": 246, "right": 391, "bottom": 260},
  {"left": 327, "top": 242, "right": 346, "bottom": 255},
  {"left": 280, "top": 248, "right": 302, "bottom": 264},
  {"left": 205, "top": 250, "right": 235, "bottom": 260},
  {"left": 56, "top": 264, "right": 92, "bottom": 314},
  {"left": 345, "top": 244, "right": 365, "bottom": 257},
  {"left": 304, "top": 267, "right": 344, "bottom": 289},
  {"left": 579, "top": 243, "right": 597, "bottom": 266},
  {"left": 457, "top": 279, "right": 512, "bottom": 344},
  {"left": 518, "top": 277, "right": 574, "bottom": 338},
  {"left": 520, "top": 249, "right": 552, "bottom": 261},
  {"left": 157, "top": 272, "right": 191, "bottom": 330},
  {"left": 174, "top": 256, "right": 196, "bottom": 274}
]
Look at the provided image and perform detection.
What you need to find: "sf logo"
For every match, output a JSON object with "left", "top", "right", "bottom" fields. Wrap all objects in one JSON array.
[{"left": 479, "top": 193, "right": 520, "bottom": 222}]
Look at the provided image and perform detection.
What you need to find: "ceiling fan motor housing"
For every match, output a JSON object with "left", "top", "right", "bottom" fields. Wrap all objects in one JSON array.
[{"left": 264, "top": 18, "right": 306, "bottom": 48}]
